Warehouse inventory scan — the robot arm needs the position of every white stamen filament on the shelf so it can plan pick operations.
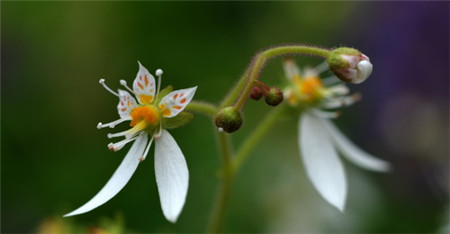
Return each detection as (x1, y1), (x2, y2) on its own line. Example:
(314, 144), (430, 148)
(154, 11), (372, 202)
(120, 79), (136, 94)
(107, 130), (130, 139)
(108, 133), (142, 152)
(321, 94), (361, 109)
(154, 122), (163, 139)
(99, 79), (119, 97)
(154, 68), (163, 101)
(97, 117), (131, 129)
(314, 61), (329, 74)
(139, 137), (154, 161)
(327, 84), (350, 96)
(321, 76), (340, 86)
(312, 109), (341, 119)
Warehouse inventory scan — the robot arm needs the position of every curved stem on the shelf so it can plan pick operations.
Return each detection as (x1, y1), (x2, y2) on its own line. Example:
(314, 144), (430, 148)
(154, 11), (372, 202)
(232, 104), (288, 173)
(220, 68), (250, 108)
(208, 132), (234, 233)
(234, 45), (331, 111)
(186, 101), (218, 117)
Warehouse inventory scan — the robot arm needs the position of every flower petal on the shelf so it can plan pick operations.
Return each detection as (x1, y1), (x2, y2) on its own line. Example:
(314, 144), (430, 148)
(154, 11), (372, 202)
(154, 130), (189, 223)
(117, 90), (138, 118)
(133, 62), (156, 104)
(320, 118), (391, 172)
(158, 87), (197, 118)
(283, 59), (301, 80)
(63, 134), (148, 217)
(299, 112), (347, 211)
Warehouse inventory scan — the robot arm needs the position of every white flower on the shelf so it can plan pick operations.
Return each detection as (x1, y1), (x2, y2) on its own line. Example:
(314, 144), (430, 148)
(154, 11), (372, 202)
(64, 62), (197, 223)
(283, 59), (390, 211)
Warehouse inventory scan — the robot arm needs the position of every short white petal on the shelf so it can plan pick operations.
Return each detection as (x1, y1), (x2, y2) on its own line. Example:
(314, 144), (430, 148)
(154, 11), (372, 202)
(320, 118), (391, 172)
(299, 113), (347, 211)
(158, 87), (197, 118)
(63, 134), (148, 217)
(154, 130), (189, 223)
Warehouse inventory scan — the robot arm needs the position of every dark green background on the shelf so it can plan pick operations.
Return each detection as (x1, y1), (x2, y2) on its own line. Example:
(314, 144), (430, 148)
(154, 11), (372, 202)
(2, 2), (448, 233)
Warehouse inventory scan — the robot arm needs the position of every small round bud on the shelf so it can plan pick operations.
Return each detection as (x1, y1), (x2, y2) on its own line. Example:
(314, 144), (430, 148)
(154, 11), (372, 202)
(214, 107), (243, 133)
(327, 47), (373, 84)
(264, 87), (284, 106)
(249, 86), (263, 100)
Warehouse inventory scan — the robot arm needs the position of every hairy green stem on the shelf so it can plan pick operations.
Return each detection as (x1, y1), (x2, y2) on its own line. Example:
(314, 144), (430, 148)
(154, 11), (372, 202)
(234, 45), (330, 111)
(220, 68), (250, 108)
(186, 101), (218, 117)
(208, 132), (234, 233)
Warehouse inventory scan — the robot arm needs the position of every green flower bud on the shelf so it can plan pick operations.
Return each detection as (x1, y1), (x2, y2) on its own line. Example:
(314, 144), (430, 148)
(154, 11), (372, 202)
(214, 106), (243, 133)
(327, 47), (373, 84)
(264, 87), (284, 106)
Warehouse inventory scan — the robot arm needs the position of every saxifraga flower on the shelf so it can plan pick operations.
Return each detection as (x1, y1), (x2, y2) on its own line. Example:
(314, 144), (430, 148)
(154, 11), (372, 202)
(64, 62), (197, 223)
(283, 59), (390, 211)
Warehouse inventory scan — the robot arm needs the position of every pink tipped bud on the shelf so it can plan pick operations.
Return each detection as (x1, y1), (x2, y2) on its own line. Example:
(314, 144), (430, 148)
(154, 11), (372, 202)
(249, 86), (263, 100)
(328, 47), (373, 84)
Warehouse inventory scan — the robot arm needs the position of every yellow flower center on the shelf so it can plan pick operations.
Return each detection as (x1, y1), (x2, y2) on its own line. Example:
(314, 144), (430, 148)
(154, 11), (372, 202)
(288, 75), (325, 105)
(129, 105), (160, 127)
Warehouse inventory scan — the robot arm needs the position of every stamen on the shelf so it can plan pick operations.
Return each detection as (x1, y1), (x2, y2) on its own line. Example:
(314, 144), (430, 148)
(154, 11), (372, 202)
(107, 134), (142, 152)
(321, 76), (340, 86)
(107, 130), (129, 139)
(99, 79), (119, 97)
(218, 127), (224, 132)
(139, 137), (154, 161)
(321, 93), (361, 109)
(97, 117), (131, 129)
(312, 109), (341, 119)
(313, 61), (329, 74)
(120, 79), (135, 94)
(154, 68), (163, 101)
(327, 84), (350, 96)
(153, 122), (163, 139)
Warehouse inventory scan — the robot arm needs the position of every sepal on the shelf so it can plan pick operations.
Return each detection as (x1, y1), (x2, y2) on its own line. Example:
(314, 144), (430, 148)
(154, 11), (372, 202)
(162, 112), (194, 129)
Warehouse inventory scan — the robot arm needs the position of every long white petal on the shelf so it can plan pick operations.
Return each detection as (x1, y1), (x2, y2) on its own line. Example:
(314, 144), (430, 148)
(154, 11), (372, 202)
(321, 118), (391, 172)
(299, 113), (347, 211)
(64, 134), (148, 217)
(154, 130), (189, 223)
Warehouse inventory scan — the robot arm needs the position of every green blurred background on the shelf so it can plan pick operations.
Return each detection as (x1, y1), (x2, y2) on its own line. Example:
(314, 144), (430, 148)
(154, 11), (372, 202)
(2, 1), (448, 233)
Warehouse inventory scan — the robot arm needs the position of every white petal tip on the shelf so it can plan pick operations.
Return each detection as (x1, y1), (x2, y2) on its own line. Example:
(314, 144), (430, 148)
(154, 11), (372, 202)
(355, 60), (373, 83)
(156, 69), (163, 76)
(165, 215), (178, 223)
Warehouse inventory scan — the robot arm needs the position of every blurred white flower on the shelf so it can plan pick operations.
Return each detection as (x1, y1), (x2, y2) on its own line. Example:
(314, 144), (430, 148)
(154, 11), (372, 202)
(64, 62), (197, 223)
(283, 59), (390, 211)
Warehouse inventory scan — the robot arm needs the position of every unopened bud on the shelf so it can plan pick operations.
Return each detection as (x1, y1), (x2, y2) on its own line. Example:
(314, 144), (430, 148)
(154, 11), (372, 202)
(249, 86), (263, 100)
(214, 107), (243, 133)
(264, 87), (284, 106)
(327, 47), (373, 84)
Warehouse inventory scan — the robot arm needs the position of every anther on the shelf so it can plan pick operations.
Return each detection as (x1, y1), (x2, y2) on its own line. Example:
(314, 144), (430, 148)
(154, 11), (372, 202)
(156, 69), (163, 76)
(97, 122), (103, 129)
(99, 78), (119, 97)
(218, 127), (224, 132)
(120, 79), (135, 94)
(108, 143), (115, 151)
